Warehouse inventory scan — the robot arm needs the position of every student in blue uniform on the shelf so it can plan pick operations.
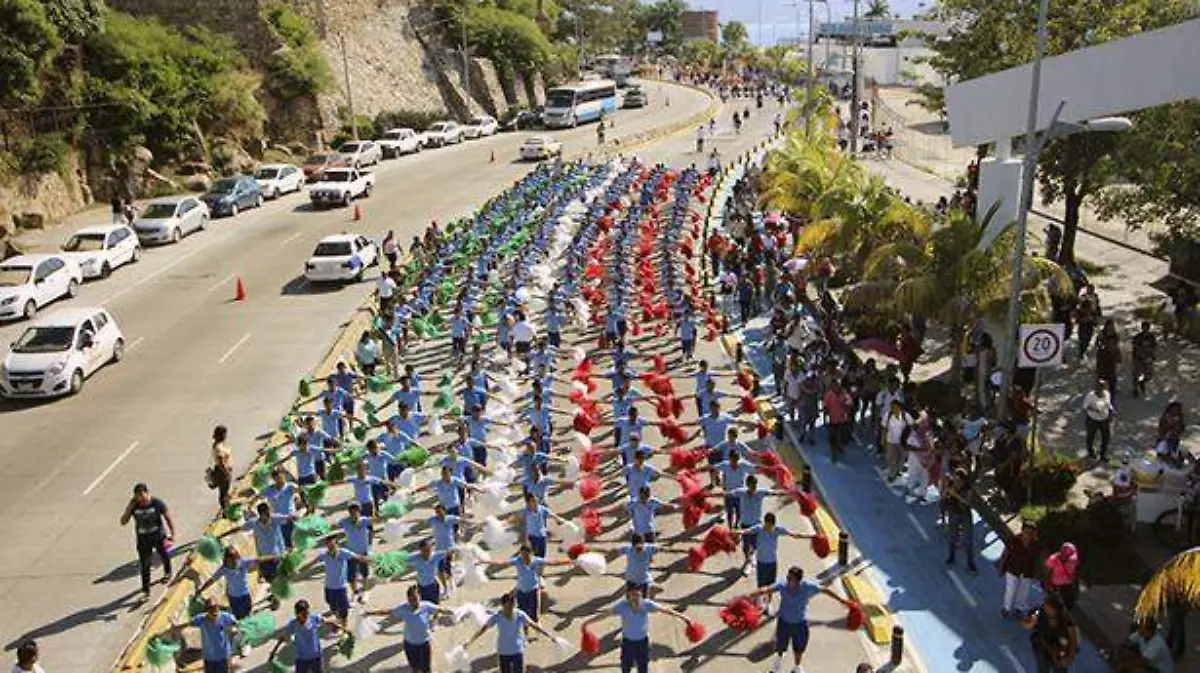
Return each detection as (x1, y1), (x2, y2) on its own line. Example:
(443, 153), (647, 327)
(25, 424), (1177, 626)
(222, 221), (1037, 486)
(746, 566), (845, 673)
(581, 585), (690, 673)
(463, 590), (560, 673)
(365, 584), (455, 673)
(195, 546), (278, 620)
(271, 599), (345, 673)
(171, 597), (241, 673)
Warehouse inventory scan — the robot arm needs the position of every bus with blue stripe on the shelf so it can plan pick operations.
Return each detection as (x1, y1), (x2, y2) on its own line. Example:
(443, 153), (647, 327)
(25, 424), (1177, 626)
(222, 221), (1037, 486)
(542, 80), (618, 129)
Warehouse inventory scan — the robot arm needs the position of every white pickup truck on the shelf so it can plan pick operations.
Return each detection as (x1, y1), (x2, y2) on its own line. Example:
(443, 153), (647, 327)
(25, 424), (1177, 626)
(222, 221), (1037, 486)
(376, 128), (423, 158)
(308, 167), (376, 209)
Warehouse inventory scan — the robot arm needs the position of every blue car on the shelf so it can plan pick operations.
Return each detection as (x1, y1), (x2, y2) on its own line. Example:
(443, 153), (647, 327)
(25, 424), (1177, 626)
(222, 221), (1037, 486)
(201, 175), (264, 218)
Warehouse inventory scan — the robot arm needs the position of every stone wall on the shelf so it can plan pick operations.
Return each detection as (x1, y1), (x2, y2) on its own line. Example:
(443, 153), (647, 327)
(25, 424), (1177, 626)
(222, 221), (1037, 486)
(0, 153), (91, 256)
(466, 58), (510, 117)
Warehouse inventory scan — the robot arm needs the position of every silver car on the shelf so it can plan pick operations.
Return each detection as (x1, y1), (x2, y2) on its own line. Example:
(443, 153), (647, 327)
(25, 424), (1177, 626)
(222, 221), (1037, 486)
(132, 197), (209, 245)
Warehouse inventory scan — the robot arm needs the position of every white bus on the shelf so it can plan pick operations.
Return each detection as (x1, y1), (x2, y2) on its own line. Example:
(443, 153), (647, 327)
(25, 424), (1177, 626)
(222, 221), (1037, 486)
(594, 54), (634, 86)
(543, 80), (618, 128)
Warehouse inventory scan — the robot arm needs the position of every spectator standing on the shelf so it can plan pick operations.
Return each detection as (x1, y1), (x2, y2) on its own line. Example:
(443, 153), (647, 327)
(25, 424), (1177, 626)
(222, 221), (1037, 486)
(822, 380), (852, 462)
(110, 194), (124, 226)
(1082, 380), (1115, 462)
(208, 425), (234, 511)
(1096, 319), (1122, 394)
(943, 469), (977, 573)
(120, 483), (176, 597)
(1044, 542), (1081, 611)
(13, 641), (43, 673)
(1075, 284), (1101, 360)
(882, 400), (912, 482)
(998, 522), (1041, 618)
(1023, 596), (1079, 673)
(1130, 321), (1157, 398)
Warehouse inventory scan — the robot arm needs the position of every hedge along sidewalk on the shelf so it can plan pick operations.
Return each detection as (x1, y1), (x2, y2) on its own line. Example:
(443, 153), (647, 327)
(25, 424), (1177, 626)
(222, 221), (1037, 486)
(111, 299), (378, 672)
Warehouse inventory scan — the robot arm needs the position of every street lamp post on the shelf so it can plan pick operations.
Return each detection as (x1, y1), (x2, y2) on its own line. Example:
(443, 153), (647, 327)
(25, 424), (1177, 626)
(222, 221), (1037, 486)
(848, 0), (861, 154)
(462, 0), (470, 99)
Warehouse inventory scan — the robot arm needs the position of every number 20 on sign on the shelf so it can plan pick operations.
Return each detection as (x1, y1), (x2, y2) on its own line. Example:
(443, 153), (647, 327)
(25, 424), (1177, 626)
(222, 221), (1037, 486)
(1018, 323), (1065, 368)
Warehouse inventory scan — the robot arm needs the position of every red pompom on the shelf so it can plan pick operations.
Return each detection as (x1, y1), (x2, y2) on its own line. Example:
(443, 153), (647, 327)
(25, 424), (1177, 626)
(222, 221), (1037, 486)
(845, 602), (866, 631)
(675, 470), (704, 498)
(740, 395), (757, 414)
(655, 397), (672, 420)
(719, 596), (764, 631)
(672, 397), (684, 419)
(567, 543), (589, 560)
(669, 446), (702, 471)
(793, 490), (818, 517)
(647, 375), (674, 397)
(685, 620), (706, 643)
(580, 449), (601, 473)
(579, 475), (602, 501)
(682, 503), (704, 528)
(581, 626), (601, 655)
(687, 546), (708, 572)
(631, 323), (642, 336)
(736, 370), (754, 391)
(704, 327), (718, 342)
(757, 451), (782, 470)
(701, 525), (738, 556)
(811, 533), (832, 559)
(660, 419), (687, 444)
(653, 354), (667, 374)
(656, 324), (668, 337)
(757, 421), (772, 439)
(581, 508), (602, 537)
(573, 411), (597, 435)
(568, 388), (586, 404)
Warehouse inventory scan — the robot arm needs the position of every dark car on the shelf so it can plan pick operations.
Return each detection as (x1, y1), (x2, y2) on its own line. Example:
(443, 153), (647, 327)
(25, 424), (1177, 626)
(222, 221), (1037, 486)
(201, 175), (263, 218)
(500, 107), (544, 132)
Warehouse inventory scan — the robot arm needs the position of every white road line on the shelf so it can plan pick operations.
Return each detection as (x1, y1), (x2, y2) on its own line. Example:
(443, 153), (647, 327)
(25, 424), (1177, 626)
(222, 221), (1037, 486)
(999, 645), (1027, 672)
(280, 231), (304, 246)
(206, 273), (235, 293)
(945, 569), (980, 607)
(99, 239), (219, 305)
(81, 441), (140, 496)
(217, 333), (251, 364)
(906, 511), (931, 542)
(128, 336), (146, 352)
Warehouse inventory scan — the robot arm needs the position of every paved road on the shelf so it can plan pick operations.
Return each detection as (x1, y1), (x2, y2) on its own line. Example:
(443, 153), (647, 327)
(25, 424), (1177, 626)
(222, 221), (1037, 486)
(0, 81), (722, 671)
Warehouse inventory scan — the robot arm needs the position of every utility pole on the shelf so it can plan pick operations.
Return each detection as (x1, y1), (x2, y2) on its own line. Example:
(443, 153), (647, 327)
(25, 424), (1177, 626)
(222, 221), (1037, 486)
(339, 34), (358, 141)
(848, 0), (861, 153)
(462, 0), (471, 101)
(805, 0), (815, 136)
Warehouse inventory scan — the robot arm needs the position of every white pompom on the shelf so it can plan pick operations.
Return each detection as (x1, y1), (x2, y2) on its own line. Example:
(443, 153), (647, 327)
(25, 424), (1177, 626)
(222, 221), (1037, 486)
(446, 644), (472, 673)
(572, 432), (592, 451)
(478, 482), (507, 511)
(461, 562), (490, 589)
(553, 636), (575, 660)
(570, 347), (587, 366)
(427, 414), (445, 437)
(557, 520), (584, 547)
(352, 613), (380, 640)
(382, 520), (412, 543)
(455, 542), (492, 564)
(482, 516), (518, 550)
(575, 552), (607, 577)
(564, 455), (581, 480)
(498, 377), (520, 400)
(396, 469), (417, 490)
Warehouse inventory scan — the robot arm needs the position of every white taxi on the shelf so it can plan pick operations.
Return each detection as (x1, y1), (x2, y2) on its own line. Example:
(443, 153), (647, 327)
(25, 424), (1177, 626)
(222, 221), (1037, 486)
(0, 307), (125, 398)
(304, 234), (378, 283)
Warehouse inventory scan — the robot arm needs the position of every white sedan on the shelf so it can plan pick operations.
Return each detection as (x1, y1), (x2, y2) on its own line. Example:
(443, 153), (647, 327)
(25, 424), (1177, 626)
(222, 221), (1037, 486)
(60, 225), (141, 279)
(520, 135), (563, 161)
(0, 306), (125, 398)
(255, 163), (305, 199)
(463, 115), (499, 139)
(304, 234), (378, 284)
(0, 254), (83, 321)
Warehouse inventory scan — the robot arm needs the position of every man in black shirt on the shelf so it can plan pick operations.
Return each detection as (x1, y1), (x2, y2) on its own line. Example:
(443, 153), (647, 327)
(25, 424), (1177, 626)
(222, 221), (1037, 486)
(120, 483), (177, 596)
(1130, 321), (1157, 398)
(944, 468), (978, 573)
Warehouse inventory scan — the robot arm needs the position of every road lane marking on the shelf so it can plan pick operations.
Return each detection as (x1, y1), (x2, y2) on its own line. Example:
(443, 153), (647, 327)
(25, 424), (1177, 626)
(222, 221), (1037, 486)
(999, 645), (1027, 672)
(217, 333), (251, 364)
(945, 568), (980, 607)
(280, 231), (304, 246)
(128, 336), (145, 352)
(206, 274), (235, 293)
(82, 441), (140, 496)
(906, 511), (931, 542)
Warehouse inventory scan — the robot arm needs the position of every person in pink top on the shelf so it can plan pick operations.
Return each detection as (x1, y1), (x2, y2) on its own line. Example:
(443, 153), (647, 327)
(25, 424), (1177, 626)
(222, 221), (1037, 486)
(1044, 542), (1080, 610)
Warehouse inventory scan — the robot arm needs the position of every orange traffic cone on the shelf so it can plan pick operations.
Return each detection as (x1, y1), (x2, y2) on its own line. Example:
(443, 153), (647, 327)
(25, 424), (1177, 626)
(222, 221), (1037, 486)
(352, 203), (362, 221)
(234, 276), (246, 301)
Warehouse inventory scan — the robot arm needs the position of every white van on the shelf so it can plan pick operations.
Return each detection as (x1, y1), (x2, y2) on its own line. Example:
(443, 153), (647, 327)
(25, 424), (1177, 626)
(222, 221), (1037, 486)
(0, 307), (125, 398)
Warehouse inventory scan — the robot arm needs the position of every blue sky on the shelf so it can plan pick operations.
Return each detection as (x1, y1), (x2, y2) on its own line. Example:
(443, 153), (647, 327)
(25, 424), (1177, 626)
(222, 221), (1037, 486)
(677, 0), (929, 45)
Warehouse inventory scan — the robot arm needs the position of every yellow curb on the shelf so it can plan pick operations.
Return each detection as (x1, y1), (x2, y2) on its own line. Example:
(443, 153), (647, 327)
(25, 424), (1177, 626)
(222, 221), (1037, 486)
(114, 309), (376, 671)
(718, 333), (742, 359)
(842, 574), (894, 645)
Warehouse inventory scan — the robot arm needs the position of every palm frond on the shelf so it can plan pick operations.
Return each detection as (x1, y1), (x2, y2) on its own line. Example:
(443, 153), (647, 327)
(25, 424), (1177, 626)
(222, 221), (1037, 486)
(1135, 547), (1200, 619)
(842, 280), (899, 311)
(892, 275), (945, 317)
(863, 242), (929, 280)
(794, 218), (841, 254)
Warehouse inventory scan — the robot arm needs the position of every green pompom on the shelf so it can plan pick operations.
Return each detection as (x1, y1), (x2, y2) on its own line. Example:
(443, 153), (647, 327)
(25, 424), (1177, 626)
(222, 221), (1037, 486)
(449, 405), (463, 419)
(187, 594), (206, 618)
(265, 446), (281, 465)
(367, 410), (379, 426)
(280, 549), (305, 579)
(293, 516), (330, 551)
(145, 637), (181, 668)
(299, 378), (313, 398)
(338, 634), (356, 658)
(368, 376), (390, 393)
(400, 447), (430, 468)
(279, 416), (294, 433)
(353, 425), (367, 441)
(197, 536), (222, 563)
(251, 465), (271, 492)
(325, 462), (346, 484)
(482, 311), (498, 327)
(238, 611), (276, 647)
(303, 481), (328, 507)
(269, 659), (289, 673)
(223, 503), (243, 521)
(270, 575), (293, 599)
(438, 373), (453, 388)
(371, 550), (410, 579)
(378, 500), (407, 519)
(363, 400), (376, 415)
(434, 390), (452, 410)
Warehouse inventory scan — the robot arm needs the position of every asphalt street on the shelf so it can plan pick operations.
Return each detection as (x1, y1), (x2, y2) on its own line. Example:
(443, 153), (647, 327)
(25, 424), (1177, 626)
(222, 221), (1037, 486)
(0, 81), (733, 671)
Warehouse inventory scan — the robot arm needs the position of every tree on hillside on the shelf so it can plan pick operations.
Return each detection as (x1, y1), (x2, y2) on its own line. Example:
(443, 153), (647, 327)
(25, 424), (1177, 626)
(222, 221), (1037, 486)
(865, 0), (890, 20)
(721, 21), (749, 50)
(637, 0), (686, 55)
(680, 39), (720, 69)
(0, 0), (65, 107)
(916, 0), (1197, 265)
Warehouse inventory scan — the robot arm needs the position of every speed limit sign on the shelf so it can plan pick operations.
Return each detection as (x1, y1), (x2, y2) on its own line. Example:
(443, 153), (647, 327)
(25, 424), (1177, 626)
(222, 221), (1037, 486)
(1018, 323), (1066, 368)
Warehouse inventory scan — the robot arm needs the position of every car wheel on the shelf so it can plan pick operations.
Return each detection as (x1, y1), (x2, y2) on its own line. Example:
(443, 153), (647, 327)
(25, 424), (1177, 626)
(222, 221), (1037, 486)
(131, 247), (142, 263)
(172, 228), (182, 243)
(255, 194), (264, 208)
(67, 278), (79, 298)
(100, 263), (112, 279)
(272, 188), (280, 200)
(342, 192), (352, 208)
(69, 369), (84, 395)
(230, 203), (239, 217)
(198, 216), (208, 231)
(570, 115), (578, 128)
(22, 300), (36, 320)
(111, 338), (125, 363)
(363, 183), (372, 198)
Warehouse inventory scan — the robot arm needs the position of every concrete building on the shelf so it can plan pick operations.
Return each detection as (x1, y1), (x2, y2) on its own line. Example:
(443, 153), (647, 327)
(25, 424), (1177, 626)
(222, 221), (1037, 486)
(682, 9), (719, 44)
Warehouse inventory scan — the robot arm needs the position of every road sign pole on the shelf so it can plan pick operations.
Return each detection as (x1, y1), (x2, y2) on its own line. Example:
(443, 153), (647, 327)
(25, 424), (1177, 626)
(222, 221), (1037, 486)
(1026, 366), (1042, 504)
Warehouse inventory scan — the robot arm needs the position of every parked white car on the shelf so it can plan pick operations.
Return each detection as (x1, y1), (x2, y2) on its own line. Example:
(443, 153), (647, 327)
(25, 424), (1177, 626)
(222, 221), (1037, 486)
(60, 225), (141, 280)
(337, 140), (382, 167)
(376, 128), (424, 158)
(308, 168), (376, 209)
(304, 234), (378, 283)
(0, 254), (83, 321)
(255, 164), (305, 199)
(423, 121), (464, 147)
(0, 307), (125, 398)
(520, 135), (564, 161)
(132, 196), (209, 245)
(463, 115), (499, 139)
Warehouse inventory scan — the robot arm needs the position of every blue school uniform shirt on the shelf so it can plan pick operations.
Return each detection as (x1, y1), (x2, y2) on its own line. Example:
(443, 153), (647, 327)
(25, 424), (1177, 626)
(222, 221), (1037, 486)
(287, 614), (323, 661)
(776, 580), (821, 624)
(523, 505), (550, 538)
(390, 387), (422, 412)
(488, 610), (532, 656)
(246, 516), (286, 556)
(318, 410), (343, 438)
(749, 524), (789, 564)
(734, 487), (769, 526)
(294, 445), (321, 479)
(526, 406), (552, 434)
(349, 476), (380, 504)
(263, 483), (298, 517)
(433, 477), (466, 509)
(680, 315), (696, 341)
(320, 548), (353, 589)
(192, 612), (237, 662)
(467, 417), (490, 443)
(428, 515), (460, 551)
(613, 598), (659, 641)
(366, 449), (397, 480)
(339, 516), (373, 555)
(217, 559), (253, 597)
(511, 556), (546, 592)
(623, 464), (659, 494)
(411, 551), (447, 586)
(523, 476), (553, 503)
(623, 544), (657, 585)
(628, 498), (663, 535)
(391, 601), (439, 644)
(441, 455), (474, 481)
(700, 413), (734, 447)
(716, 461), (755, 490)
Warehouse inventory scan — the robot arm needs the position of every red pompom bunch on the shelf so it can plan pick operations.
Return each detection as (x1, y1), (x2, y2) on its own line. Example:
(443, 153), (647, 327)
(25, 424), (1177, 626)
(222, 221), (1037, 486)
(736, 370), (754, 391)
(685, 620), (706, 643)
(719, 596), (763, 631)
(567, 543), (589, 560)
(573, 410), (598, 435)
(580, 449), (601, 473)
(579, 475), (603, 501)
(659, 419), (687, 444)
(811, 533), (832, 559)
(845, 601), (866, 631)
(581, 626), (601, 655)
(740, 395), (757, 415)
(791, 489), (818, 517)
(581, 508), (602, 537)
(669, 446), (704, 471)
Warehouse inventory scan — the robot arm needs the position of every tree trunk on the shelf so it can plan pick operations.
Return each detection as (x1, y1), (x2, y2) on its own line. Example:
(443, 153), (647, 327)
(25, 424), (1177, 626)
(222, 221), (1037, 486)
(1056, 184), (1085, 266)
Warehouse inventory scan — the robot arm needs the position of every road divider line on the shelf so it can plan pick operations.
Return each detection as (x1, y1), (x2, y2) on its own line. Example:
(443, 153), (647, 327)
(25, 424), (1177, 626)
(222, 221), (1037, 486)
(280, 231), (304, 246)
(81, 441), (140, 497)
(217, 333), (251, 365)
(946, 569), (980, 607)
(206, 274), (235, 293)
(907, 511), (931, 542)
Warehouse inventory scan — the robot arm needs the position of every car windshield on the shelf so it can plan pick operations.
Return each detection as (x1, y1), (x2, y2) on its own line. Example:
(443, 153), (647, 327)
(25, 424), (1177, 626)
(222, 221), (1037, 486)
(340, 143), (362, 153)
(64, 234), (106, 252)
(0, 267), (32, 287)
(313, 241), (353, 257)
(210, 179), (237, 194)
(546, 90), (575, 107)
(470, 117), (489, 125)
(305, 154), (333, 165)
(12, 326), (75, 354)
(322, 172), (351, 183)
(429, 123), (450, 132)
(525, 138), (546, 145)
(141, 203), (178, 219)
(383, 131), (406, 140)
(256, 168), (280, 179)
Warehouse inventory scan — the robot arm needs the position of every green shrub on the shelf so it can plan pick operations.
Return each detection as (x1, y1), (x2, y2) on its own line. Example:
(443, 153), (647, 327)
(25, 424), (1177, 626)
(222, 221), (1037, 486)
(261, 2), (332, 100)
(374, 109), (448, 134)
(0, 0), (65, 107)
(16, 134), (70, 176)
(1023, 453), (1082, 507)
(462, 5), (554, 74)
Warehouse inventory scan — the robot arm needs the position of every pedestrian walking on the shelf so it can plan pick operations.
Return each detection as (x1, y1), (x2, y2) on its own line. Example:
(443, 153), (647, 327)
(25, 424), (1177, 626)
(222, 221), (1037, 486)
(944, 469), (977, 573)
(171, 597), (239, 673)
(1022, 595), (1079, 673)
(1096, 319), (1122, 394)
(581, 585), (690, 673)
(463, 591), (559, 673)
(271, 599), (344, 673)
(1044, 542), (1080, 611)
(208, 425), (234, 512)
(381, 230), (398, 268)
(120, 483), (176, 597)
(1130, 320), (1157, 398)
(746, 566), (844, 673)
(12, 640), (43, 673)
(110, 194), (124, 226)
(998, 522), (1041, 618)
(365, 585), (454, 673)
(1082, 380), (1115, 461)
(1074, 284), (1101, 360)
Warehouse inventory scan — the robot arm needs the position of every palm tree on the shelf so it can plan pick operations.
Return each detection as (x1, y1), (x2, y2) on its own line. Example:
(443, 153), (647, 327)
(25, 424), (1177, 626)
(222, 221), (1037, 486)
(760, 131), (862, 224)
(865, 0), (891, 21)
(1135, 547), (1200, 620)
(795, 173), (930, 271)
(844, 204), (1070, 374)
